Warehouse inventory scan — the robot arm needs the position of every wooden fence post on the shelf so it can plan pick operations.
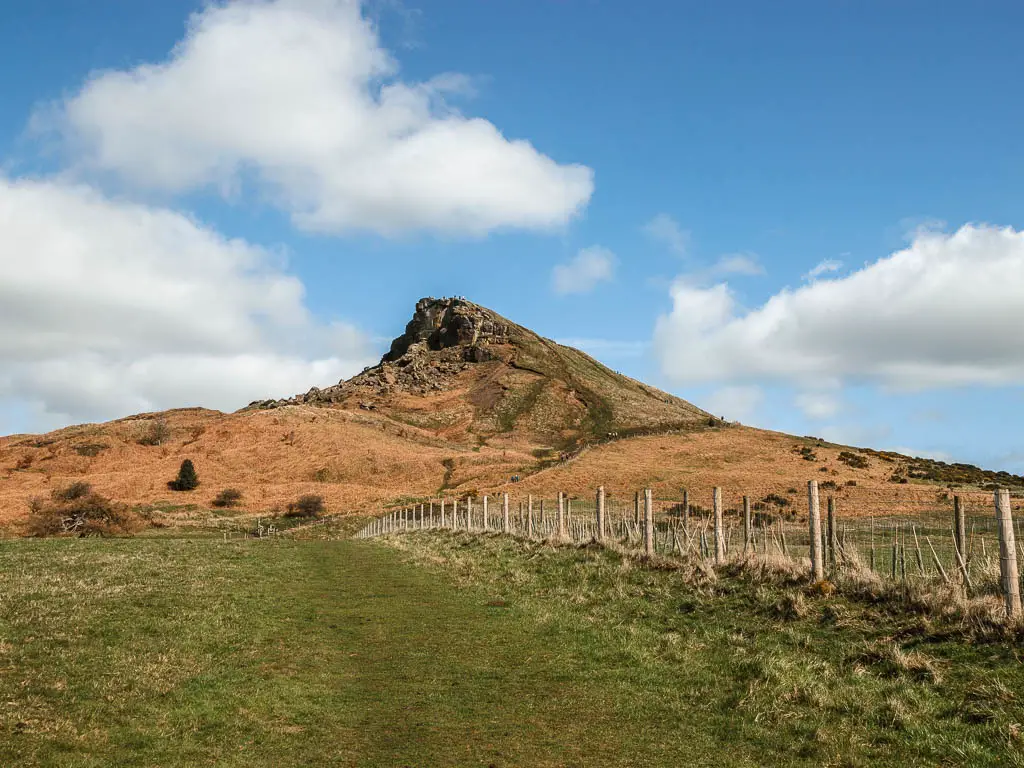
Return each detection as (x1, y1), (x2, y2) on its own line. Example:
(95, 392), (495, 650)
(503, 493), (510, 533)
(557, 492), (566, 539)
(528, 495), (534, 537)
(827, 496), (837, 569)
(596, 486), (606, 541)
(995, 489), (1022, 619)
(743, 495), (751, 553)
(683, 489), (689, 527)
(808, 480), (823, 581)
(953, 495), (968, 581)
(713, 487), (724, 564)
(482, 495), (489, 531)
(643, 488), (654, 557)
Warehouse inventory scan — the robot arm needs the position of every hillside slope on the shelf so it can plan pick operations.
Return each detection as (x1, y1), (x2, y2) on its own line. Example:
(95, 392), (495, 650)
(1, 297), (1021, 527)
(250, 297), (713, 451)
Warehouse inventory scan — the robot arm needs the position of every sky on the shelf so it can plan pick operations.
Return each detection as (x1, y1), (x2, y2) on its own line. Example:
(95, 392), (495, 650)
(2, 0), (1024, 472)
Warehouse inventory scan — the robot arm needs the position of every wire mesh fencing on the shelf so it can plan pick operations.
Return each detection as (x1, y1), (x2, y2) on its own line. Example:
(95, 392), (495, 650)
(355, 483), (1024, 617)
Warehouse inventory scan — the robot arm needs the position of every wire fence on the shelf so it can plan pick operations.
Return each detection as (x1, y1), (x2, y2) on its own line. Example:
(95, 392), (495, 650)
(355, 483), (1024, 618)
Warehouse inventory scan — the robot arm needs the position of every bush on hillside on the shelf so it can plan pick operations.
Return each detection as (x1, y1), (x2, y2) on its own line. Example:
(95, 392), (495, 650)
(212, 488), (243, 508)
(168, 459), (199, 491)
(137, 418), (171, 446)
(26, 486), (142, 537)
(53, 481), (93, 502)
(286, 494), (324, 518)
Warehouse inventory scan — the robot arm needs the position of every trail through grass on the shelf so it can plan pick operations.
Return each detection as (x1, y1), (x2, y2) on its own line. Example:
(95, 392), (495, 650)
(1, 534), (1022, 766)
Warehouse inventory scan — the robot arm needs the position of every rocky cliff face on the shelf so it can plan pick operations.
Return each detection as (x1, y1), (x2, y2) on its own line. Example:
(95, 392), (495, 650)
(249, 298), (519, 408)
(384, 297), (512, 362)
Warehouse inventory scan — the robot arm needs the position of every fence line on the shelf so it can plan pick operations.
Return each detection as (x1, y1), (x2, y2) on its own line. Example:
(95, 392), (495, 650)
(356, 483), (1024, 619)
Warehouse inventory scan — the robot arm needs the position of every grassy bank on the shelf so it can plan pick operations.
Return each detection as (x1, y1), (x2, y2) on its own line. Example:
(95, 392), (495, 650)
(0, 533), (1022, 766)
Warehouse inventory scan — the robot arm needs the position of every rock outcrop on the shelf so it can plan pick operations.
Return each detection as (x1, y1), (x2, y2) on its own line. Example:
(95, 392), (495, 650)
(245, 295), (711, 450)
(249, 298), (517, 408)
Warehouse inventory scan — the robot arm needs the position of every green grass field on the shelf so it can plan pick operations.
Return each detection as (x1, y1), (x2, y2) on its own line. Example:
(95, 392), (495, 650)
(1, 531), (1022, 766)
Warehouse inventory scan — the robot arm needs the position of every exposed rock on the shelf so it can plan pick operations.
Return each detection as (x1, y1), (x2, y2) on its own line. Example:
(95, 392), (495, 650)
(258, 297), (514, 407)
(385, 297), (511, 362)
(244, 295), (711, 449)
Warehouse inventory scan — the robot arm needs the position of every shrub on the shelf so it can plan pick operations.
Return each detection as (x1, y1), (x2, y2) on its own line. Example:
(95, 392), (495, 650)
(73, 443), (108, 457)
(26, 487), (141, 537)
(286, 494), (324, 518)
(168, 459), (199, 491)
(212, 488), (243, 508)
(53, 481), (92, 502)
(793, 445), (817, 461)
(838, 451), (869, 469)
(138, 418), (171, 446)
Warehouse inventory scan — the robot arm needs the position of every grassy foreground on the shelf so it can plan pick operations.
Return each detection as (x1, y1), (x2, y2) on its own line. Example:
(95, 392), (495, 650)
(0, 533), (1022, 766)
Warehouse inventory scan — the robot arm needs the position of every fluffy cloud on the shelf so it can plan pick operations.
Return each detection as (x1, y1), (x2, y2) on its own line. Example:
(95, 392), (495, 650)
(44, 0), (593, 237)
(794, 392), (840, 420)
(803, 258), (842, 281)
(704, 386), (763, 423)
(0, 177), (373, 426)
(552, 246), (616, 295)
(655, 224), (1024, 389)
(643, 213), (689, 256)
(713, 252), (764, 277)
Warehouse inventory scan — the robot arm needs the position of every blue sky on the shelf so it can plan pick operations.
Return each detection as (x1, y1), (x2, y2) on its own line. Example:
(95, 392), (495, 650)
(2, 0), (1024, 472)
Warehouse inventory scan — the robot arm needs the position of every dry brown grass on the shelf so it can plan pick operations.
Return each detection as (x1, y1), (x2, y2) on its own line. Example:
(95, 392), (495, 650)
(0, 403), (999, 531)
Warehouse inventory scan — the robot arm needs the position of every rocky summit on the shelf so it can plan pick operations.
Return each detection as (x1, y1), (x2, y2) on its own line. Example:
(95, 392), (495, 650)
(248, 297), (712, 450)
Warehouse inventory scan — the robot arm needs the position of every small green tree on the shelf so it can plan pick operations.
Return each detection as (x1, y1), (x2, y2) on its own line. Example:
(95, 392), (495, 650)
(168, 459), (199, 491)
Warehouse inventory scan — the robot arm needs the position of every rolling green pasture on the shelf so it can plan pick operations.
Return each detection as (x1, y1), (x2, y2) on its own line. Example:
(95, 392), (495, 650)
(0, 532), (1022, 766)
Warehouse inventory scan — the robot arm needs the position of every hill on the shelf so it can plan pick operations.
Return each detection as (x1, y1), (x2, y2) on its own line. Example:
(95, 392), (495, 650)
(1, 297), (1022, 528)
(248, 297), (713, 449)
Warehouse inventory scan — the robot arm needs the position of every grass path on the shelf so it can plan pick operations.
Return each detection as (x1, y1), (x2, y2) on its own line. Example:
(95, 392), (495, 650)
(2, 535), (1023, 766)
(0, 537), (722, 767)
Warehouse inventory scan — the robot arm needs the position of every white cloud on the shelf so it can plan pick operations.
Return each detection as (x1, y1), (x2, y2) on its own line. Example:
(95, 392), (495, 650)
(803, 258), (842, 281)
(643, 213), (689, 256)
(704, 385), (763, 423)
(714, 252), (764, 277)
(795, 392), (840, 420)
(655, 224), (1024, 389)
(552, 246), (616, 295)
(819, 423), (892, 447)
(0, 177), (374, 427)
(42, 0), (593, 237)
